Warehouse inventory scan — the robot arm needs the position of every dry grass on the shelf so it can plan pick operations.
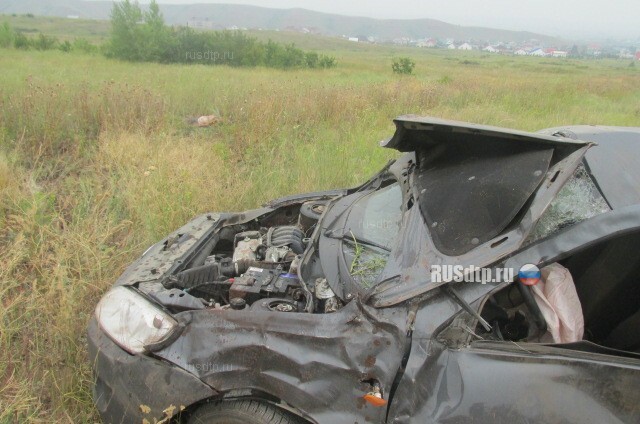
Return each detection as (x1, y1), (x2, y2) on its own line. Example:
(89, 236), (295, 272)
(0, 46), (639, 422)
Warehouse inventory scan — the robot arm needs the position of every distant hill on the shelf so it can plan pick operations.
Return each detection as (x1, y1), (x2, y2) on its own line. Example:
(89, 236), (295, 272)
(0, 0), (561, 44)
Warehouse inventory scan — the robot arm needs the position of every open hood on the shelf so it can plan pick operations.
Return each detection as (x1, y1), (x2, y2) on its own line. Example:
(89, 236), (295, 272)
(370, 116), (595, 307)
(382, 115), (590, 153)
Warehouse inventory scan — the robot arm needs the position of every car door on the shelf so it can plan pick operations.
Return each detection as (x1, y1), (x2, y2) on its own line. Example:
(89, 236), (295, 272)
(432, 340), (640, 423)
(384, 285), (640, 424)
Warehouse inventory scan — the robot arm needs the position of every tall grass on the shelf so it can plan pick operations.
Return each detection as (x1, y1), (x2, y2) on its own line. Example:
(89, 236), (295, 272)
(0, 47), (639, 422)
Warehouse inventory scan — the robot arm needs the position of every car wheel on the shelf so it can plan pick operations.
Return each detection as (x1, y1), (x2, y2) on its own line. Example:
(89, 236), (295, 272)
(188, 400), (306, 424)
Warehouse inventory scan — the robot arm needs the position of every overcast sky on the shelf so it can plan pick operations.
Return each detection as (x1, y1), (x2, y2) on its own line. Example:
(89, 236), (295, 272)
(141, 0), (638, 40)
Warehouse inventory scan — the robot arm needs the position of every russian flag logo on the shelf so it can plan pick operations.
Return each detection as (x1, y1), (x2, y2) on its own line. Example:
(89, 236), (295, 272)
(518, 263), (541, 286)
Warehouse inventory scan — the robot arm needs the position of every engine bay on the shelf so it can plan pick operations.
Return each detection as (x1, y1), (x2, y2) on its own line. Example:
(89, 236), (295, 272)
(138, 199), (342, 314)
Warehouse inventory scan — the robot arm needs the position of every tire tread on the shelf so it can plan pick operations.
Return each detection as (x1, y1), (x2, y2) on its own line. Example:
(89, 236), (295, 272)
(188, 399), (305, 424)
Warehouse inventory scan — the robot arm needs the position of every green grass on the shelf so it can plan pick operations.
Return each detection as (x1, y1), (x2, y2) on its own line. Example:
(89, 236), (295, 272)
(0, 32), (639, 422)
(1, 14), (110, 42)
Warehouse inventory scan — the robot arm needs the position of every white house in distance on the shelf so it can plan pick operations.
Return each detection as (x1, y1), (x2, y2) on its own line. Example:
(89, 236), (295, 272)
(447, 43), (457, 50)
(458, 42), (473, 50)
(529, 48), (547, 56)
(552, 50), (568, 58)
(483, 45), (498, 53)
(514, 49), (528, 55)
(416, 38), (437, 48)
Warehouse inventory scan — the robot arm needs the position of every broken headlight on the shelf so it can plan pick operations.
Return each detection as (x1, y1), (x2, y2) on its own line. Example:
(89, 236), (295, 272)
(95, 286), (178, 354)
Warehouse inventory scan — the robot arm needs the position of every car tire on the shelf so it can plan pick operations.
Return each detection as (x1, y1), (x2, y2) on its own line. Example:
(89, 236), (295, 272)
(188, 400), (306, 424)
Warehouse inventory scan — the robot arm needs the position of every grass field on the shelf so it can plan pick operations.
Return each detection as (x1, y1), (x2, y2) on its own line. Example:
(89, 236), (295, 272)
(0, 23), (639, 422)
(1, 15), (111, 43)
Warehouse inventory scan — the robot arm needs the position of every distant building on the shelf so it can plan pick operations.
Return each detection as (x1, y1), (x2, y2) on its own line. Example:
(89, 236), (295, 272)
(416, 38), (437, 48)
(552, 50), (568, 58)
(529, 48), (547, 56)
(392, 37), (411, 45)
(514, 49), (528, 55)
(587, 44), (602, 56)
(483, 45), (498, 53)
(67, 15), (79, 19)
(447, 43), (457, 50)
(618, 49), (634, 59)
(458, 42), (473, 50)
(348, 37), (359, 42)
(187, 19), (216, 29)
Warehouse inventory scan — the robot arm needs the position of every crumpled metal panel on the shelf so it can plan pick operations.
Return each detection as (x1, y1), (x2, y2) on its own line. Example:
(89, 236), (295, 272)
(155, 299), (408, 423)
(387, 285), (640, 424)
(392, 341), (640, 423)
(87, 318), (217, 424)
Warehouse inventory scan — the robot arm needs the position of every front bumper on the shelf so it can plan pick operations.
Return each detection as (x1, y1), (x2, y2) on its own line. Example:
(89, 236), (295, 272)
(87, 318), (218, 423)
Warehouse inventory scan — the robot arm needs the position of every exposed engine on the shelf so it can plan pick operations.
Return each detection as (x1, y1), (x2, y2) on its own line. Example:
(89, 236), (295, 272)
(149, 200), (339, 314)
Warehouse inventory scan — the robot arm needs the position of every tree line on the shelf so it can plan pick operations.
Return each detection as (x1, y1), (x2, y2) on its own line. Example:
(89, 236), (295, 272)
(107, 0), (337, 69)
(0, 1), (337, 70)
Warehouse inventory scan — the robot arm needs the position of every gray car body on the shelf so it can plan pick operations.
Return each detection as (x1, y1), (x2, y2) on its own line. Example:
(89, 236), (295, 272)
(88, 116), (640, 423)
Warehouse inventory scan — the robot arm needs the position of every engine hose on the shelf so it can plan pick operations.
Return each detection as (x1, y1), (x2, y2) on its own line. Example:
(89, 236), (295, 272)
(267, 226), (305, 254)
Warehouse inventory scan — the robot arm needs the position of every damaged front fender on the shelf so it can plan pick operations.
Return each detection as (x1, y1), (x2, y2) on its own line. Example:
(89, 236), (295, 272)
(87, 318), (218, 423)
(154, 299), (409, 423)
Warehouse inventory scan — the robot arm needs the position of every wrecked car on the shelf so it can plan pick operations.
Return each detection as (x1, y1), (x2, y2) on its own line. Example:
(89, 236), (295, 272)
(88, 116), (640, 424)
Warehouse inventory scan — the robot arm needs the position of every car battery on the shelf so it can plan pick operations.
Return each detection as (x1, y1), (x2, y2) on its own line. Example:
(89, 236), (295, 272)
(229, 267), (277, 304)
(262, 273), (300, 297)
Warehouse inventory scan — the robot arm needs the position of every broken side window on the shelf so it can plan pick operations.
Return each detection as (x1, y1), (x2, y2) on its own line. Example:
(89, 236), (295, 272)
(528, 163), (611, 243)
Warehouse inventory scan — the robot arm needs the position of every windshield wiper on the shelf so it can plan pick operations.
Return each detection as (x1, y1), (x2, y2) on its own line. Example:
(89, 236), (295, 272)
(325, 229), (391, 252)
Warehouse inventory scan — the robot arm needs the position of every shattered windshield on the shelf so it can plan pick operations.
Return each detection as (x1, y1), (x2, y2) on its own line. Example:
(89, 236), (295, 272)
(342, 182), (403, 288)
(528, 163), (611, 242)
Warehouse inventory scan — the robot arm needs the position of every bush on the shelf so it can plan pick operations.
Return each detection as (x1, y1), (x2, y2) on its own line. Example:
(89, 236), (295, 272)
(73, 37), (98, 54)
(392, 57), (415, 75)
(59, 40), (72, 52)
(14, 32), (30, 49)
(0, 22), (15, 48)
(305, 51), (319, 68)
(33, 33), (58, 50)
(318, 55), (337, 69)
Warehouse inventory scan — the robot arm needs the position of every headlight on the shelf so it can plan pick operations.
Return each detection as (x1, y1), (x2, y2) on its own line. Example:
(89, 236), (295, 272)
(95, 286), (178, 354)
